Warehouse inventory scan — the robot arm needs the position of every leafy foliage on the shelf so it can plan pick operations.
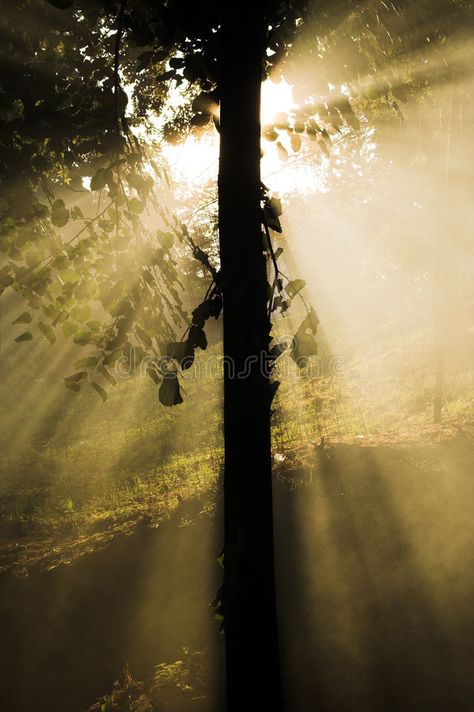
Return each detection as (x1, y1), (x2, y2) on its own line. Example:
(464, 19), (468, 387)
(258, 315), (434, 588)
(1, 0), (471, 405)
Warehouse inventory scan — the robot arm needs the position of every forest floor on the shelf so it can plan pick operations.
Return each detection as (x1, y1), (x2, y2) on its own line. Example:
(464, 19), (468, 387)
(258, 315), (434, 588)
(0, 449), (218, 577)
(1, 406), (473, 578)
(1, 429), (474, 711)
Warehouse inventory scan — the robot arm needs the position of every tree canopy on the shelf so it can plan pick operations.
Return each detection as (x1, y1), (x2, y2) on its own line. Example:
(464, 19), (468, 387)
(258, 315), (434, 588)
(1, 0), (471, 405)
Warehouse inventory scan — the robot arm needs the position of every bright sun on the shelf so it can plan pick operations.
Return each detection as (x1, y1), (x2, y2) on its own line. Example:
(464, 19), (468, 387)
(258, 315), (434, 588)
(261, 79), (294, 125)
(162, 79), (301, 194)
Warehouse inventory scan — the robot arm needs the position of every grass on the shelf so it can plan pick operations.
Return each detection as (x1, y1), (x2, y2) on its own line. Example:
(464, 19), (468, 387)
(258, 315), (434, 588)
(0, 325), (473, 575)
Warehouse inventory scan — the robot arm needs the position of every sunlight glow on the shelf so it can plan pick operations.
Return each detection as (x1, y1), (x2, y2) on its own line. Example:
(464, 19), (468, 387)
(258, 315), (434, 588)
(261, 79), (295, 125)
(162, 79), (321, 199)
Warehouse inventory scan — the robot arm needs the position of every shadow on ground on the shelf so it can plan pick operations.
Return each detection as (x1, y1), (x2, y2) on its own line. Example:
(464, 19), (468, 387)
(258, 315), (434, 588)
(0, 498), (224, 712)
(275, 436), (474, 712)
(1, 437), (474, 711)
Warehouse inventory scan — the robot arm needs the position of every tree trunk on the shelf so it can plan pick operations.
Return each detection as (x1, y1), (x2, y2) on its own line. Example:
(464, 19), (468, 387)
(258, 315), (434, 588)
(218, 8), (283, 712)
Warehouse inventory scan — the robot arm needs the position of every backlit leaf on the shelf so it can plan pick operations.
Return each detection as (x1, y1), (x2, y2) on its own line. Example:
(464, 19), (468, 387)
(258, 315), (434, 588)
(15, 331), (33, 342)
(91, 382), (107, 401)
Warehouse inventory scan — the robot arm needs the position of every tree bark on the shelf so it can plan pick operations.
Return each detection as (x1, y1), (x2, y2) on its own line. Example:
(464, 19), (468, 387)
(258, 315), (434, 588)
(218, 8), (283, 712)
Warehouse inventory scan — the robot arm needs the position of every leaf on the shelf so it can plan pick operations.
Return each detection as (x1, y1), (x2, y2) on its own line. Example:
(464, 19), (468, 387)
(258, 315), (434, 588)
(159, 373), (183, 406)
(286, 279), (306, 299)
(263, 125), (278, 142)
(90, 168), (108, 192)
(62, 321), (79, 337)
(263, 200), (282, 233)
(188, 325), (207, 350)
(39, 321), (56, 344)
(71, 304), (91, 322)
(64, 371), (88, 383)
(300, 306), (320, 332)
(73, 330), (93, 345)
(169, 57), (185, 69)
(15, 331), (33, 342)
(157, 230), (174, 250)
(192, 299), (212, 328)
(269, 196), (282, 217)
(64, 381), (81, 392)
(276, 142), (289, 162)
(71, 205), (83, 220)
(136, 51), (155, 72)
(129, 197), (144, 214)
(209, 294), (222, 319)
(103, 348), (122, 365)
(156, 69), (175, 83)
(12, 312), (32, 325)
(51, 199), (69, 227)
(290, 307), (320, 368)
(91, 382), (107, 402)
(291, 133), (302, 152)
(269, 342), (287, 360)
(190, 113), (210, 127)
(290, 332), (317, 367)
(192, 91), (217, 115)
(74, 356), (98, 369)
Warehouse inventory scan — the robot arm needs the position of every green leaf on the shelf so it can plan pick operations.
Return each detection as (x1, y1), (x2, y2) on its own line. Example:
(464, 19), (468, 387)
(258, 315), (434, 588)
(157, 230), (174, 250)
(129, 197), (144, 214)
(87, 320), (102, 333)
(263, 125), (278, 142)
(73, 330), (93, 345)
(62, 321), (79, 337)
(38, 321), (56, 344)
(64, 371), (88, 383)
(90, 168), (108, 192)
(74, 356), (98, 369)
(103, 348), (122, 365)
(51, 199), (69, 227)
(91, 382), (107, 402)
(71, 304), (91, 322)
(12, 312), (32, 325)
(71, 205), (83, 220)
(65, 381), (81, 392)
(159, 373), (183, 406)
(15, 331), (33, 342)
(285, 279), (306, 299)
